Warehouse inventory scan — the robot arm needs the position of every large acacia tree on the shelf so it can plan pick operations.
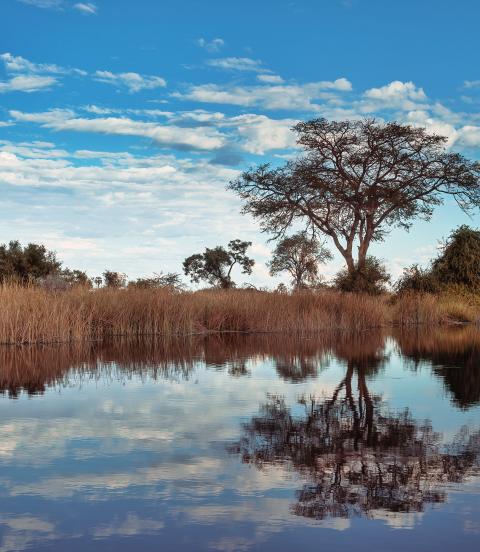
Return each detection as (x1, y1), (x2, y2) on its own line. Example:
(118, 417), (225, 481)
(229, 119), (480, 277)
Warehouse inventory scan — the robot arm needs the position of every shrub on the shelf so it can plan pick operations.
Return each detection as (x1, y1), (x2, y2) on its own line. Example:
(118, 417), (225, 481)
(395, 264), (439, 294)
(431, 225), (480, 289)
(333, 257), (390, 295)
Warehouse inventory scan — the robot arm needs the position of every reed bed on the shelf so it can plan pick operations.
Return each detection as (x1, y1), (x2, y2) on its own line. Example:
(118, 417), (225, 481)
(0, 284), (478, 345)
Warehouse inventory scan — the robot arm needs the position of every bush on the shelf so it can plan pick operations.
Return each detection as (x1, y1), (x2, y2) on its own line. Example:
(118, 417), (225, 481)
(334, 257), (390, 295)
(395, 264), (439, 294)
(128, 273), (184, 291)
(431, 225), (480, 289)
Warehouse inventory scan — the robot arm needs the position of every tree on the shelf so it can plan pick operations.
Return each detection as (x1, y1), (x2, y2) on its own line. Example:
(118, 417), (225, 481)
(103, 270), (127, 288)
(268, 233), (332, 289)
(93, 276), (103, 288)
(229, 119), (480, 280)
(431, 225), (480, 289)
(183, 239), (254, 289)
(40, 269), (92, 291)
(231, 336), (480, 521)
(129, 272), (184, 291)
(333, 256), (390, 294)
(0, 240), (62, 283)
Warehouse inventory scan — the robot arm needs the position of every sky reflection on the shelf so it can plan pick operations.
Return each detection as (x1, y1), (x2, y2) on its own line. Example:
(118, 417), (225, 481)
(0, 329), (479, 551)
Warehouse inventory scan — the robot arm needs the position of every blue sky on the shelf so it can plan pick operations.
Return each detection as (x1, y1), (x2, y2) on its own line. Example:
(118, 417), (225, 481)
(1, 0), (480, 286)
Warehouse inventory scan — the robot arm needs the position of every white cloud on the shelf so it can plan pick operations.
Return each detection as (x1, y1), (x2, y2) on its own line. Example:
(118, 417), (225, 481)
(197, 38), (225, 53)
(257, 74), (284, 84)
(0, 52), (64, 74)
(207, 57), (268, 73)
(463, 80), (480, 89)
(228, 114), (298, 154)
(73, 2), (97, 14)
(93, 70), (167, 92)
(0, 75), (57, 93)
(174, 78), (352, 110)
(362, 81), (427, 111)
(9, 109), (227, 150)
(17, 0), (63, 8)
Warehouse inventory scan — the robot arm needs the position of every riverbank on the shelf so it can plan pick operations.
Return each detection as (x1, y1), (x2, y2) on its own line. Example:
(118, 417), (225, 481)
(0, 284), (478, 345)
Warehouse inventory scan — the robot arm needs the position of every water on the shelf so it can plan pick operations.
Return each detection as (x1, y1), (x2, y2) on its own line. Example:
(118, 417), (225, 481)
(0, 328), (479, 551)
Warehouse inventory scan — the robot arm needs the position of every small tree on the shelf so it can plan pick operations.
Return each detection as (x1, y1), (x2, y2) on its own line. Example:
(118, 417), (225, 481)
(183, 239), (254, 288)
(103, 270), (127, 288)
(93, 276), (103, 288)
(334, 256), (390, 294)
(129, 272), (184, 291)
(269, 233), (332, 290)
(0, 240), (62, 283)
(39, 269), (92, 291)
(61, 269), (92, 288)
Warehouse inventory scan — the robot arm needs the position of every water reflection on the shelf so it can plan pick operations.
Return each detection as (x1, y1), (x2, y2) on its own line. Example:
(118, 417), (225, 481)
(395, 327), (480, 408)
(0, 328), (479, 551)
(231, 328), (480, 525)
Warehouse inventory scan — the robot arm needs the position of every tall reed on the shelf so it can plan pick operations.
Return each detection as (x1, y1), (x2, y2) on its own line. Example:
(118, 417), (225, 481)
(0, 284), (477, 345)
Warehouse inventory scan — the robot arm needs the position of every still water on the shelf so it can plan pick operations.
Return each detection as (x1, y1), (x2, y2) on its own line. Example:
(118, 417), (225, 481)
(0, 328), (479, 551)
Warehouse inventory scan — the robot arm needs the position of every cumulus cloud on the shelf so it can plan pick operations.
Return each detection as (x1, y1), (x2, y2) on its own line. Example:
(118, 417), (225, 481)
(9, 109), (226, 150)
(362, 80), (427, 111)
(207, 57), (268, 73)
(93, 70), (167, 92)
(73, 2), (97, 14)
(0, 75), (57, 93)
(0, 52), (65, 74)
(197, 38), (225, 53)
(174, 78), (352, 110)
(227, 114), (298, 154)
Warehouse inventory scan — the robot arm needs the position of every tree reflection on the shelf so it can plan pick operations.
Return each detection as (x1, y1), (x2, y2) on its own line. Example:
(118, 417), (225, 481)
(396, 326), (480, 408)
(0, 332), (383, 397)
(231, 334), (480, 521)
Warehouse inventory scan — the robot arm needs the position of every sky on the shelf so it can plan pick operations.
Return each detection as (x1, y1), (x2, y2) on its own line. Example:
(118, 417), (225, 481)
(1, 0), (480, 287)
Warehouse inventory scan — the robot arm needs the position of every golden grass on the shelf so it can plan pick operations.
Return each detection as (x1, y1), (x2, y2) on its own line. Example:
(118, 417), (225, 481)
(0, 284), (478, 345)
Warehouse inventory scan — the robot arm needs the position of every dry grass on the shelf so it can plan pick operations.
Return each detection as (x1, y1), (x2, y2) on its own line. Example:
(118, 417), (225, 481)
(0, 284), (478, 345)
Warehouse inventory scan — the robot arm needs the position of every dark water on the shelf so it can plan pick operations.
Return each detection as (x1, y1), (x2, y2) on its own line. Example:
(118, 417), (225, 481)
(0, 328), (479, 551)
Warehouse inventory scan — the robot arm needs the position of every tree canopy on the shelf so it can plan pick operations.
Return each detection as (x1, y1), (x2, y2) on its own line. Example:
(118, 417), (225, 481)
(268, 233), (332, 289)
(229, 119), (480, 277)
(183, 239), (254, 288)
(0, 240), (62, 283)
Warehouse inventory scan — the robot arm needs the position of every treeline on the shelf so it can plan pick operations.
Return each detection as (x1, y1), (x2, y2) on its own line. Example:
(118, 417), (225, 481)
(2, 224), (480, 295)
(2, 118), (480, 296)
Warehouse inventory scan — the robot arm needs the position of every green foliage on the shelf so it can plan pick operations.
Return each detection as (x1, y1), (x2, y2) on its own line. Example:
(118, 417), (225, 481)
(268, 233), (332, 290)
(0, 240), (62, 283)
(395, 264), (439, 294)
(334, 256), (390, 295)
(103, 270), (127, 288)
(431, 225), (480, 289)
(183, 239), (254, 289)
(129, 272), (184, 291)
(396, 226), (480, 294)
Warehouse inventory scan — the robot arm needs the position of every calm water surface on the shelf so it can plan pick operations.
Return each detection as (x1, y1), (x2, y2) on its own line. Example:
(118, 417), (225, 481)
(0, 328), (479, 551)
